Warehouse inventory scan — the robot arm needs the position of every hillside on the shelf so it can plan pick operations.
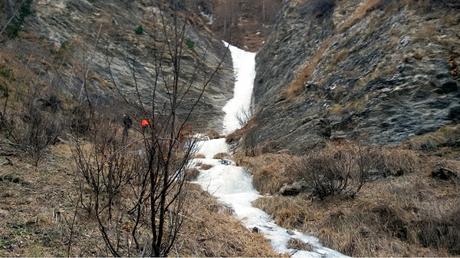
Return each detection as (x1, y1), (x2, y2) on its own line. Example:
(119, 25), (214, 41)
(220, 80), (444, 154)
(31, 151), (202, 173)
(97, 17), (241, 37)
(1, 0), (460, 257)
(227, 0), (460, 256)
(1, 0), (234, 131)
(246, 0), (460, 154)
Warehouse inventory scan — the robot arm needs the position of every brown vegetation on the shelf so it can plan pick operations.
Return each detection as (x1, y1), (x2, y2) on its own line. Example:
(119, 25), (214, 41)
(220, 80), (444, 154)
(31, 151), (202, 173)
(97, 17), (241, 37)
(284, 38), (332, 99)
(194, 153), (206, 159)
(337, 0), (383, 32)
(236, 153), (300, 194)
(292, 143), (371, 199)
(185, 168), (200, 181)
(406, 125), (460, 155)
(206, 129), (222, 139)
(287, 238), (313, 251)
(0, 142), (277, 256)
(248, 141), (459, 256)
(226, 117), (257, 144)
(175, 184), (278, 256)
(200, 164), (214, 170)
(213, 152), (231, 160)
(254, 170), (460, 256)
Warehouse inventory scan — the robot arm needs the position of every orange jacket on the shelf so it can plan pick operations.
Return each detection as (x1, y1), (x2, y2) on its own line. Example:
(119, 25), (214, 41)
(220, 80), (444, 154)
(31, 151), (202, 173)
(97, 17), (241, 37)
(141, 119), (150, 128)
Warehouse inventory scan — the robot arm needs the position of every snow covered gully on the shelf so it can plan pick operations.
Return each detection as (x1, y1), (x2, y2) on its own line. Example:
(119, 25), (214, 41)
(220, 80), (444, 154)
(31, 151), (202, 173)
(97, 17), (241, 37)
(192, 44), (345, 257)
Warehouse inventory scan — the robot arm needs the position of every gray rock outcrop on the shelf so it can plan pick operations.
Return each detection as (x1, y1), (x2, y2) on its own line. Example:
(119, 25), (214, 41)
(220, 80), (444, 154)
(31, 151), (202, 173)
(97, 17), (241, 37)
(249, 0), (460, 153)
(1, 0), (234, 131)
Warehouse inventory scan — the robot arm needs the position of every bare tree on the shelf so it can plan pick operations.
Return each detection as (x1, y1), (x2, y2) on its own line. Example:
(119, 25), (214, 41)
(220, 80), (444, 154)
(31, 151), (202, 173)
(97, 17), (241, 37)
(72, 2), (229, 256)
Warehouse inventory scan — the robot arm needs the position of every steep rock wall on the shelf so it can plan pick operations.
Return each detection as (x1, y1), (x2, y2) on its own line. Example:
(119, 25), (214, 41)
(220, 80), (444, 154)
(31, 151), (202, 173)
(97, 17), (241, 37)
(250, 0), (460, 153)
(1, 0), (233, 130)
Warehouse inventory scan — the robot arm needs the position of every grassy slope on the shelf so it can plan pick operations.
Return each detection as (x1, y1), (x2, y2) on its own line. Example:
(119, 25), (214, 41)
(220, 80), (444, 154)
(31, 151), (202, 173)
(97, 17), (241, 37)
(0, 140), (276, 256)
(237, 144), (460, 256)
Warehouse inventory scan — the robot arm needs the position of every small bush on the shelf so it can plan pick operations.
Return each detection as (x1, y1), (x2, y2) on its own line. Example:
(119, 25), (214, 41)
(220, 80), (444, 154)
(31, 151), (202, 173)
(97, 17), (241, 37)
(69, 105), (91, 136)
(185, 38), (195, 50)
(185, 168), (200, 181)
(200, 164), (213, 170)
(293, 143), (372, 200)
(134, 25), (144, 35)
(9, 102), (61, 166)
(213, 152), (231, 160)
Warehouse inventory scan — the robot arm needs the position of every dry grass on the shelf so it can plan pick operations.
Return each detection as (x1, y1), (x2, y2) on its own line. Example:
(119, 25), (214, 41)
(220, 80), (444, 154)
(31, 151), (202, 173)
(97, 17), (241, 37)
(254, 168), (460, 256)
(206, 129), (222, 139)
(173, 184), (279, 256)
(329, 96), (369, 114)
(337, 0), (383, 33)
(200, 164), (214, 170)
(406, 125), (460, 153)
(0, 140), (278, 256)
(284, 38), (332, 99)
(251, 142), (460, 256)
(226, 117), (257, 144)
(241, 142), (423, 196)
(193, 153), (206, 159)
(236, 153), (301, 194)
(213, 152), (231, 160)
(287, 238), (313, 251)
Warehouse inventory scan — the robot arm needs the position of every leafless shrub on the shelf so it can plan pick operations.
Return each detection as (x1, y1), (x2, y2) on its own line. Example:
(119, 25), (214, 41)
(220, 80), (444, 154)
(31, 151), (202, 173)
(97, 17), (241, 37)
(69, 104), (91, 136)
(293, 143), (372, 200)
(19, 107), (61, 166)
(71, 3), (229, 256)
(2, 93), (61, 166)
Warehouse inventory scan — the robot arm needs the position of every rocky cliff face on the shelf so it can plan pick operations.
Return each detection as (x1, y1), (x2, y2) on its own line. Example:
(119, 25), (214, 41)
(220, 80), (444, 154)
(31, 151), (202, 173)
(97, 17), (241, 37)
(1, 0), (233, 130)
(250, 0), (460, 154)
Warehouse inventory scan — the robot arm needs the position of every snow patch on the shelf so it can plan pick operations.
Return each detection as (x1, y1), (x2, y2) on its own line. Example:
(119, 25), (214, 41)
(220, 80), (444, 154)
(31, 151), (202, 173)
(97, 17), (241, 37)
(193, 139), (346, 257)
(222, 42), (256, 134)
(193, 44), (347, 257)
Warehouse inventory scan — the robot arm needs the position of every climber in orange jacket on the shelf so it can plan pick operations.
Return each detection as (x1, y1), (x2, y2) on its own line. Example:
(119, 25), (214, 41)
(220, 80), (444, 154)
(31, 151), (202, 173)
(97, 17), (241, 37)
(140, 118), (150, 128)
